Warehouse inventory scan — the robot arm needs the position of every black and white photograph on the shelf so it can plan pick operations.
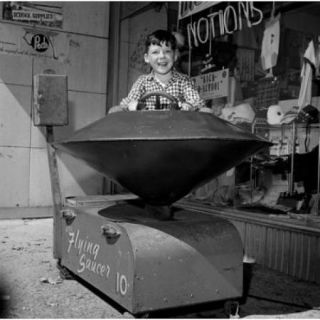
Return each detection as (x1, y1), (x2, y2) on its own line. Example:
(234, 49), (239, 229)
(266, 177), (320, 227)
(1, 1), (320, 318)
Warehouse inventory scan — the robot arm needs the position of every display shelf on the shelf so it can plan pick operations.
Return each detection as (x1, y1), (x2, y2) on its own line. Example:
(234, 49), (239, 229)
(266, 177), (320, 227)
(249, 119), (320, 215)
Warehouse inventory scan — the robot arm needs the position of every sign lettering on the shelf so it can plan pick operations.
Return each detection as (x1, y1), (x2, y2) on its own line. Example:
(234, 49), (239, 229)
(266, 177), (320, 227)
(67, 229), (111, 279)
(192, 69), (229, 100)
(186, 2), (263, 48)
(31, 34), (49, 52)
(179, 2), (219, 20)
(66, 228), (130, 296)
(116, 272), (128, 296)
(12, 10), (55, 22)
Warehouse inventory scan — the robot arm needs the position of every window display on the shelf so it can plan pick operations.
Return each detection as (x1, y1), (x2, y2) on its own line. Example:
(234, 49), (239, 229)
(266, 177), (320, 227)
(177, 1), (320, 215)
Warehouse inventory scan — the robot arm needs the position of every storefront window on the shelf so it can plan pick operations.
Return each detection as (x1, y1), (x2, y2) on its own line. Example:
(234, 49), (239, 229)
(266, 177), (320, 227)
(178, 2), (320, 215)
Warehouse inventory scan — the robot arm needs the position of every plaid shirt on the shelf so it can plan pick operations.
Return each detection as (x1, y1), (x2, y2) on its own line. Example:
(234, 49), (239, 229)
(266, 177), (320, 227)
(120, 70), (205, 110)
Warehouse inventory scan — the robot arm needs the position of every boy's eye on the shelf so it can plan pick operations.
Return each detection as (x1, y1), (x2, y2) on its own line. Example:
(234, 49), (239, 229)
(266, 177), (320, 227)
(150, 49), (172, 55)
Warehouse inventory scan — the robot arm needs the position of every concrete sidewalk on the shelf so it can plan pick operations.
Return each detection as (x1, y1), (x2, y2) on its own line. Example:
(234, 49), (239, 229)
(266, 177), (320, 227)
(0, 218), (320, 318)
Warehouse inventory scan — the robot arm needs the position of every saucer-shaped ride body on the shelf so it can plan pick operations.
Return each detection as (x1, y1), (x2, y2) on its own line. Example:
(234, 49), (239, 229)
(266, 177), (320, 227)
(55, 111), (271, 205)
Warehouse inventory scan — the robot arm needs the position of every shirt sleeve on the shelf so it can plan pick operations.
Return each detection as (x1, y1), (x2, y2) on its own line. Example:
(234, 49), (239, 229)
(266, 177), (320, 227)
(182, 77), (206, 110)
(120, 75), (146, 106)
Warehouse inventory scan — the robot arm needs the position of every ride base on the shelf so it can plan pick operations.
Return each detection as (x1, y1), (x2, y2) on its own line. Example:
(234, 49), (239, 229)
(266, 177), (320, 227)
(57, 195), (243, 316)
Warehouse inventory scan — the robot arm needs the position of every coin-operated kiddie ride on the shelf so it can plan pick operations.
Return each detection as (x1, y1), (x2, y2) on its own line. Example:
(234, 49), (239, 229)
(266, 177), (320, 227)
(47, 92), (270, 316)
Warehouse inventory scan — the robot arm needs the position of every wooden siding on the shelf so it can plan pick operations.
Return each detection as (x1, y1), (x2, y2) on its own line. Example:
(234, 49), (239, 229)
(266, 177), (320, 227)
(178, 200), (320, 284)
(231, 221), (320, 283)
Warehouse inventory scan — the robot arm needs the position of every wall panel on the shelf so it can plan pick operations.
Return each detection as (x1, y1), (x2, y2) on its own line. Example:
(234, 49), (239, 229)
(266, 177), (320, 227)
(0, 84), (31, 147)
(33, 57), (67, 77)
(65, 35), (108, 93)
(63, 2), (110, 37)
(57, 152), (104, 200)
(0, 54), (32, 85)
(29, 147), (52, 206)
(0, 146), (30, 207)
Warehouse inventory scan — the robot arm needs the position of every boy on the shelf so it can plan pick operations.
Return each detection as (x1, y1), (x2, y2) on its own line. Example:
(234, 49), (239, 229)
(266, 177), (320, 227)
(109, 29), (206, 113)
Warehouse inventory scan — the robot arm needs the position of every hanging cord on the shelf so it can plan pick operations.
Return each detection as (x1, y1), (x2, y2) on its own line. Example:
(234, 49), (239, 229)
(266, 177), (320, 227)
(188, 14), (192, 77)
(304, 124), (311, 152)
(209, 16), (212, 57)
(176, 3), (180, 33)
(271, 0), (276, 19)
(266, 1), (276, 78)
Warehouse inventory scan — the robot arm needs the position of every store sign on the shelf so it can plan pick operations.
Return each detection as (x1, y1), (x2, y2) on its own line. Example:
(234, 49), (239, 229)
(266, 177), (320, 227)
(12, 10), (55, 22)
(30, 34), (50, 52)
(22, 29), (58, 57)
(178, 2), (219, 20)
(192, 69), (229, 100)
(2, 2), (63, 28)
(186, 1), (263, 48)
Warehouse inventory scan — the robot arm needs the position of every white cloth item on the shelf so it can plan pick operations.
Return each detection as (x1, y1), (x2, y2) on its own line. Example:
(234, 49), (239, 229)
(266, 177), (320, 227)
(261, 14), (280, 70)
(221, 103), (255, 124)
(267, 105), (284, 125)
(267, 105), (299, 125)
(298, 40), (316, 111)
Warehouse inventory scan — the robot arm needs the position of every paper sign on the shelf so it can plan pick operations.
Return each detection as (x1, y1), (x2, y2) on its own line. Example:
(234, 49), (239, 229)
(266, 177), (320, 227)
(2, 2), (63, 28)
(192, 69), (229, 100)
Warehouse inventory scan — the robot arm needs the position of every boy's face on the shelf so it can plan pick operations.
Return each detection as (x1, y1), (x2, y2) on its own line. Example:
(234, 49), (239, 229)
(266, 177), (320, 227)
(144, 41), (177, 76)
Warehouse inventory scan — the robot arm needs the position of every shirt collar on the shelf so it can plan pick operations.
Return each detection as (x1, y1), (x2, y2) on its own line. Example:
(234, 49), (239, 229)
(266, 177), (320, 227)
(146, 69), (180, 82)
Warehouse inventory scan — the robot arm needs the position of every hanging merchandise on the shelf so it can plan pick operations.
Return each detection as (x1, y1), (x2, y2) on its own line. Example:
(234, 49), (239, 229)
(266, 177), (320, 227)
(297, 40), (316, 111)
(260, 14), (280, 72)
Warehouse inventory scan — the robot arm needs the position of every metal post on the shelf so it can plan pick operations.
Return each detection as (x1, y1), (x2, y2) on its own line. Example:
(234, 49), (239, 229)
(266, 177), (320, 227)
(46, 126), (63, 259)
(315, 129), (320, 215)
(249, 121), (256, 204)
(188, 15), (192, 77)
(289, 121), (296, 196)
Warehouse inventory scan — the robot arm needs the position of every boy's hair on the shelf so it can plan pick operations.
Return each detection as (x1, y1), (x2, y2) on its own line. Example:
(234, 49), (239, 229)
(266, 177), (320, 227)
(145, 30), (177, 53)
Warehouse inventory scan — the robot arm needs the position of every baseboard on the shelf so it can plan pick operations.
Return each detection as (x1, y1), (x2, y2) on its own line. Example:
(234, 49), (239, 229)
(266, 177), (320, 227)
(0, 206), (54, 219)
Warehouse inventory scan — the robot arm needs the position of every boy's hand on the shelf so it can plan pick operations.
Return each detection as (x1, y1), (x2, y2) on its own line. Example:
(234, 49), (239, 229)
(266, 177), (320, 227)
(108, 105), (128, 113)
(108, 100), (138, 114)
(199, 107), (214, 114)
(128, 100), (138, 111)
(179, 102), (194, 111)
